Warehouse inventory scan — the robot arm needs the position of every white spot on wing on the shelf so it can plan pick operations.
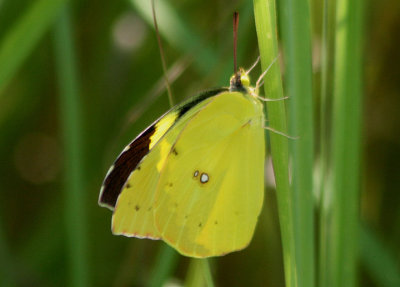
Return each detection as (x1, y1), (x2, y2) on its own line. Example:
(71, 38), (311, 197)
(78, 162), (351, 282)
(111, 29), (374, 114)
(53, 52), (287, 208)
(200, 173), (209, 183)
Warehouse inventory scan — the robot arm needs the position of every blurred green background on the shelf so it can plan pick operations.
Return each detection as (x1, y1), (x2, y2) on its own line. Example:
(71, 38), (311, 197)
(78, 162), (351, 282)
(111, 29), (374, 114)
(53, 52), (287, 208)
(0, 0), (399, 286)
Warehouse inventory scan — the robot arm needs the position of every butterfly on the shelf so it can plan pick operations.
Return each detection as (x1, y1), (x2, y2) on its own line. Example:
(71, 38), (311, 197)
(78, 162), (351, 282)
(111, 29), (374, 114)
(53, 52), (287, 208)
(98, 11), (284, 257)
(98, 57), (284, 258)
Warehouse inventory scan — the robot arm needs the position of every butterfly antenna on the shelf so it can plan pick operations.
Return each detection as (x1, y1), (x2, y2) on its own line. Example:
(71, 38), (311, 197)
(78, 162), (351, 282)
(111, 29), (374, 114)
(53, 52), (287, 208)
(256, 54), (280, 88)
(233, 11), (239, 74)
(151, 0), (174, 106)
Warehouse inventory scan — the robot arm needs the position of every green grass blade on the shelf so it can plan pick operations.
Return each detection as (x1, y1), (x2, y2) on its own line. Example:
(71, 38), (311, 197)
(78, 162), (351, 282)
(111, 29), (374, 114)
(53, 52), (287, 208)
(0, 0), (66, 94)
(360, 225), (400, 287)
(318, 0), (336, 286)
(185, 259), (215, 287)
(201, 259), (215, 287)
(330, 0), (364, 286)
(53, 6), (89, 287)
(278, 0), (315, 286)
(253, 1), (296, 287)
(149, 245), (178, 287)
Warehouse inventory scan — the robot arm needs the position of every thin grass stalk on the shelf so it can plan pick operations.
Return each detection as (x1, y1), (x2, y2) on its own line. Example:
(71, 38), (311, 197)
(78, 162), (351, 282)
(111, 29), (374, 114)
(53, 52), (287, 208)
(146, 2), (182, 280)
(123, 0), (191, 285)
(331, 0), (364, 285)
(278, 0), (315, 286)
(130, 0), (217, 74)
(253, 1), (296, 286)
(53, 6), (89, 287)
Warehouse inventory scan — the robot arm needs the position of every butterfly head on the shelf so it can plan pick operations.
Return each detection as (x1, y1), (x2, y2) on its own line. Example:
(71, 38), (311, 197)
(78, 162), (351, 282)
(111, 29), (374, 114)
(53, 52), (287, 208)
(229, 68), (252, 92)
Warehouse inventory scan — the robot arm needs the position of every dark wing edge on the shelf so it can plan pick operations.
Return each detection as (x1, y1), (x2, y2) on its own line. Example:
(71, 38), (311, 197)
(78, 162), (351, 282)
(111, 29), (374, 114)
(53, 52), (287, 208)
(98, 88), (228, 210)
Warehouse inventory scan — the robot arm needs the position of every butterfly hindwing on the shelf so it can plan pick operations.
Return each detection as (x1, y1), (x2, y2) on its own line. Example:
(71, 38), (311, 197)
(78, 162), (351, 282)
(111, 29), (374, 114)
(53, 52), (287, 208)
(153, 91), (265, 257)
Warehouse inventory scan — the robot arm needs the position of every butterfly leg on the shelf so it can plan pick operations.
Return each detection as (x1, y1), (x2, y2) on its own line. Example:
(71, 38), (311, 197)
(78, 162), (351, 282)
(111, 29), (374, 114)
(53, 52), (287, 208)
(251, 54), (289, 102)
(255, 94), (289, 102)
(262, 125), (299, 140)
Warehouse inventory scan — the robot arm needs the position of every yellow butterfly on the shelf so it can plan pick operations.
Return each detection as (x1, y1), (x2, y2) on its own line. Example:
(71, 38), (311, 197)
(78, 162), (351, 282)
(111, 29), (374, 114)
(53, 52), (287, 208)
(98, 11), (283, 257)
(98, 59), (282, 258)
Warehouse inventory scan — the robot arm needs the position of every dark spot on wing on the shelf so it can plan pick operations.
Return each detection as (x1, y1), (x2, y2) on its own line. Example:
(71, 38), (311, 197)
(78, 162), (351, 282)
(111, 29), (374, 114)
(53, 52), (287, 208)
(99, 125), (155, 208)
(126, 183), (131, 188)
(135, 205), (140, 211)
(214, 220), (218, 225)
(198, 222), (202, 227)
(172, 148), (178, 155)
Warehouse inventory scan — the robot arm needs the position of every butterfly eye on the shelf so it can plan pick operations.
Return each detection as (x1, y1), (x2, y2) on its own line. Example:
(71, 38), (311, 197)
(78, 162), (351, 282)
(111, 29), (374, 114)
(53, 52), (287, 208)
(240, 72), (250, 87)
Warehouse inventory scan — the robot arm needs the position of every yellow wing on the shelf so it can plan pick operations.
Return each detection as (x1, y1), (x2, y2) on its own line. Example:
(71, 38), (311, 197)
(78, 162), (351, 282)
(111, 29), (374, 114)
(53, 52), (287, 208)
(153, 91), (265, 257)
(111, 95), (218, 239)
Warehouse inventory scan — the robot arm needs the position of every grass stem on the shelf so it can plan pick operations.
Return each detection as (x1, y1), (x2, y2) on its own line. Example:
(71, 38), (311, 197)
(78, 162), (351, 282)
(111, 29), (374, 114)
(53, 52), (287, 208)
(330, 0), (364, 285)
(53, 6), (89, 287)
(253, 1), (296, 286)
(278, 0), (315, 286)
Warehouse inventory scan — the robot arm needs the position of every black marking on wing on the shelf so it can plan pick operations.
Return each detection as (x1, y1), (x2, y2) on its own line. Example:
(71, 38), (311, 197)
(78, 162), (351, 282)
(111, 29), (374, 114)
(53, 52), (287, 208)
(99, 87), (228, 209)
(99, 125), (155, 208)
(177, 88), (228, 118)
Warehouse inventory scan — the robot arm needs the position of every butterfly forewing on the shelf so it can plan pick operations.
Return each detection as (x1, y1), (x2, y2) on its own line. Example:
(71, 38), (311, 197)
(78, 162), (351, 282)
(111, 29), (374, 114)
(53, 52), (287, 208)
(98, 112), (179, 210)
(111, 96), (217, 239)
(99, 89), (227, 210)
(153, 92), (265, 257)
